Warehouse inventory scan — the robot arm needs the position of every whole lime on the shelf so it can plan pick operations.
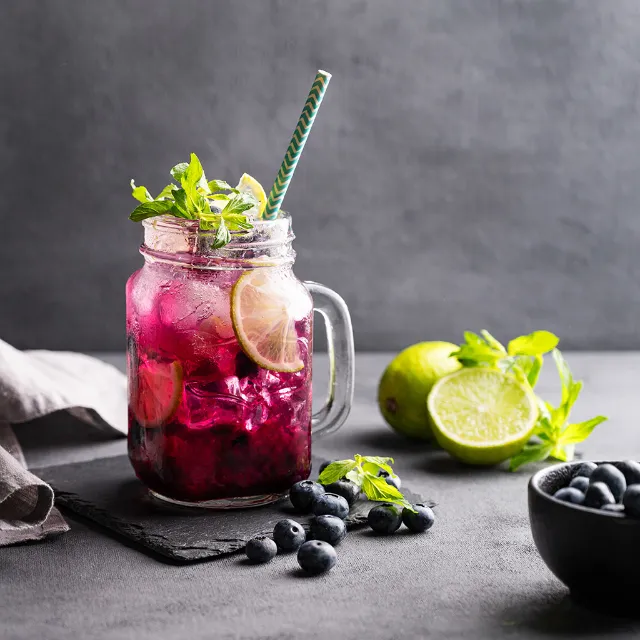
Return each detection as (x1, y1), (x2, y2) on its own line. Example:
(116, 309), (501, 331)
(377, 342), (462, 440)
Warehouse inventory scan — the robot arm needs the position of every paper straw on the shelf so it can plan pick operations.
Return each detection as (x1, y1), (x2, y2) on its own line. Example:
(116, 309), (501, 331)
(262, 70), (332, 219)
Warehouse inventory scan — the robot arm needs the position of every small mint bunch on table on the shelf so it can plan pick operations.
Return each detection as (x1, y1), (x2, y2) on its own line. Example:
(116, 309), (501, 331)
(318, 454), (416, 511)
(129, 153), (261, 249)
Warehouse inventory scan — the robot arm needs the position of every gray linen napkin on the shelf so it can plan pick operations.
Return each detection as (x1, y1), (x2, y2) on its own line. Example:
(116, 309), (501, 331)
(0, 339), (127, 545)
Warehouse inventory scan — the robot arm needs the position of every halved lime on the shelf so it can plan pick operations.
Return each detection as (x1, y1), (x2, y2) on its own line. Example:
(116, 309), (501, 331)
(236, 173), (267, 218)
(230, 269), (308, 372)
(130, 360), (183, 428)
(427, 368), (537, 465)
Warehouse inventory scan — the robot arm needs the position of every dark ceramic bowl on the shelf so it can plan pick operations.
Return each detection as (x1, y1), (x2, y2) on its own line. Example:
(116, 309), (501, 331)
(529, 460), (640, 612)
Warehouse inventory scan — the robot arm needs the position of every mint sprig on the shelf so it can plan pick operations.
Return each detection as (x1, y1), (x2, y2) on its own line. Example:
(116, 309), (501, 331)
(318, 454), (414, 511)
(453, 330), (558, 388)
(508, 349), (607, 471)
(129, 153), (257, 248)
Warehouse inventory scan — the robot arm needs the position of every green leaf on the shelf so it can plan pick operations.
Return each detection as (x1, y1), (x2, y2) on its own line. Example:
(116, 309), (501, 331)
(210, 218), (231, 249)
(318, 460), (358, 485)
(550, 443), (574, 462)
(130, 179), (153, 203)
(221, 194), (257, 217)
(508, 443), (553, 472)
(508, 331), (559, 356)
(524, 354), (543, 388)
(208, 179), (235, 193)
(361, 473), (411, 509)
(129, 201), (173, 221)
(156, 184), (178, 200)
(345, 468), (364, 488)
(207, 193), (231, 201)
(171, 189), (191, 217)
(170, 162), (189, 182)
(480, 330), (506, 354)
(558, 416), (608, 446)
(182, 153), (209, 194)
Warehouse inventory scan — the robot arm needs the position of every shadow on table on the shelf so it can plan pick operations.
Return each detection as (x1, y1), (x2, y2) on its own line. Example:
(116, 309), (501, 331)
(499, 592), (640, 636)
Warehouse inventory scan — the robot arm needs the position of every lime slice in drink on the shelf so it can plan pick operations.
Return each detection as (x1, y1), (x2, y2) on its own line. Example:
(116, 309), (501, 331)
(236, 173), (267, 218)
(231, 269), (306, 372)
(427, 368), (537, 465)
(131, 360), (183, 428)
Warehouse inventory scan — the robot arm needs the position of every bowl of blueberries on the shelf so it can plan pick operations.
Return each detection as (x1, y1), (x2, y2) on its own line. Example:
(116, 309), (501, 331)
(528, 459), (640, 611)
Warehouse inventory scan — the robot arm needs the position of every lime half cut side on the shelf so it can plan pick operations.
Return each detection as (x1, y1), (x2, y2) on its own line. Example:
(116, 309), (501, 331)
(427, 368), (537, 465)
(231, 269), (307, 373)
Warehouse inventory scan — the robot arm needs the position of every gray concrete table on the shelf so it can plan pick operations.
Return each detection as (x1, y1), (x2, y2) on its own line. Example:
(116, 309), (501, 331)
(2, 353), (640, 640)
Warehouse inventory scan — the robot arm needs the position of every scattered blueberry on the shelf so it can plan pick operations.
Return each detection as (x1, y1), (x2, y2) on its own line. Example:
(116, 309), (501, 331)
(368, 503), (403, 535)
(324, 479), (360, 507)
(378, 470), (402, 490)
(601, 503), (625, 514)
(583, 482), (616, 509)
(568, 476), (590, 493)
(245, 536), (277, 563)
(318, 460), (336, 476)
(297, 540), (337, 575)
(312, 493), (350, 520)
(617, 460), (640, 487)
(553, 487), (586, 505)
(308, 515), (347, 546)
(289, 480), (325, 513)
(590, 464), (627, 502)
(623, 485), (640, 518)
(273, 519), (306, 551)
(574, 461), (598, 479)
(402, 503), (435, 533)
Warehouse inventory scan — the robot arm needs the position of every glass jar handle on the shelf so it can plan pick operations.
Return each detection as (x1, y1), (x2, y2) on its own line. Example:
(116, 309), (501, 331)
(305, 281), (355, 438)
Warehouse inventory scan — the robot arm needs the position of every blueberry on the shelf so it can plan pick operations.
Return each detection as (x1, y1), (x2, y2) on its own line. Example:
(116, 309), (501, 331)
(623, 485), (640, 518)
(368, 503), (403, 534)
(553, 487), (586, 505)
(308, 515), (347, 546)
(312, 493), (350, 520)
(590, 463), (626, 502)
(297, 540), (337, 575)
(568, 476), (589, 493)
(245, 536), (277, 563)
(324, 479), (360, 507)
(601, 503), (625, 514)
(273, 519), (306, 551)
(583, 482), (616, 509)
(617, 461), (640, 487)
(402, 503), (435, 533)
(289, 480), (325, 513)
(574, 461), (598, 478)
(378, 470), (401, 490)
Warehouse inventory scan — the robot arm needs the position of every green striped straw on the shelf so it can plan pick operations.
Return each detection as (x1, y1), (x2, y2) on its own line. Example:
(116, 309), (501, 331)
(262, 70), (332, 220)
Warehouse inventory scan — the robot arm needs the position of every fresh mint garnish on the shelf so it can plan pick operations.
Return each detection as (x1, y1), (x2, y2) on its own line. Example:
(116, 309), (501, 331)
(453, 330), (558, 388)
(129, 152), (257, 248)
(508, 349), (607, 471)
(318, 454), (414, 511)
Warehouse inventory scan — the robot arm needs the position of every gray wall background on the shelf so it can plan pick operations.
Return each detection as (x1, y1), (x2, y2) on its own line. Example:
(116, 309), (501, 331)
(2, 0), (640, 351)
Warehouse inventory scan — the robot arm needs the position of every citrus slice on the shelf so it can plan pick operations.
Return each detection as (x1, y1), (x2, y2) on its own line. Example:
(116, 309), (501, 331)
(427, 368), (537, 465)
(131, 360), (183, 427)
(236, 173), (267, 217)
(231, 270), (307, 372)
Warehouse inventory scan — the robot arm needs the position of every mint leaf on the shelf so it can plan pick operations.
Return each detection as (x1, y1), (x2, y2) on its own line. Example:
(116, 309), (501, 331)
(156, 184), (178, 200)
(130, 179), (152, 203)
(183, 153), (205, 190)
(480, 330), (506, 354)
(171, 189), (191, 217)
(359, 455), (395, 477)
(208, 179), (235, 193)
(129, 201), (174, 221)
(210, 218), (231, 249)
(318, 460), (358, 485)
(558, 416), (608, 446)
(170, 162), (189, 182)
(222, 194), (257, 217)
(361, 473), (411, 509)
(509, 443), (553, 471)
(508, 331), (559, 356)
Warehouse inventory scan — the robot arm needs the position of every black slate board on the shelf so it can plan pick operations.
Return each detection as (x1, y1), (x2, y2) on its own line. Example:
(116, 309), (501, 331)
(35, 455), (427, 564)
